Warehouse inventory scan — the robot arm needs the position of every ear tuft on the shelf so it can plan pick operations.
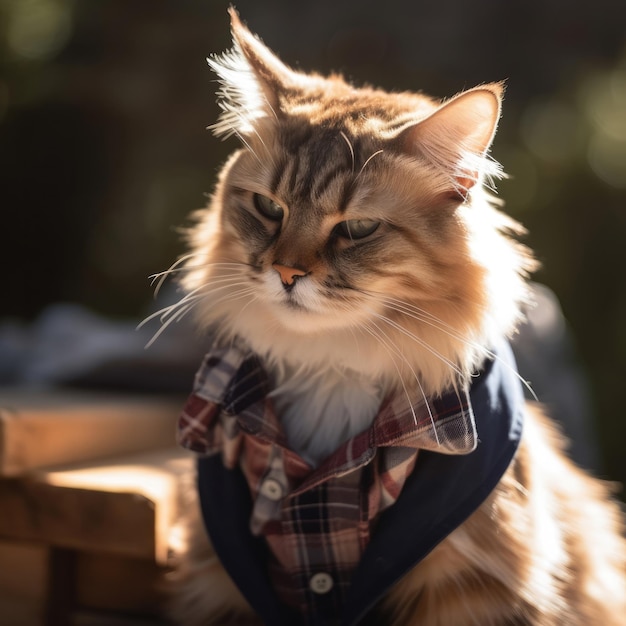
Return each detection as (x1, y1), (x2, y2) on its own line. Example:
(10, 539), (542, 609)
(208, 9), (295, 139)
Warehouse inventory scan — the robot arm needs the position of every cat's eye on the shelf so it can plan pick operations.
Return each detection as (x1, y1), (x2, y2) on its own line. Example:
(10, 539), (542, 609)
(335, 219), (380, 240)
(253, 193), (284, 221)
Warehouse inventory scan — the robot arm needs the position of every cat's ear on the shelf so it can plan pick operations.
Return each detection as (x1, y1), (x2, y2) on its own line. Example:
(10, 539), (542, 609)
(394, 84), (504, 197)
(208, 8), (298, 139)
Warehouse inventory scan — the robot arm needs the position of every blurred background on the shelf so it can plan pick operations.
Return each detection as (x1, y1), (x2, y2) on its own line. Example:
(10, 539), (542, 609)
(1, 0), (625, 485)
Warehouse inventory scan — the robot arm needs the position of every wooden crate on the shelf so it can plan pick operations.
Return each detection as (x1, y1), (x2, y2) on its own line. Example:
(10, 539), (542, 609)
(0, 446), (195, 625)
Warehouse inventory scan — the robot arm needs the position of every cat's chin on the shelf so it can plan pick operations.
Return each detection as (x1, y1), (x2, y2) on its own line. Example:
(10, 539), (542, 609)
(258, 278), (368, 334)
(211, 300), (367, 369)
(266, 303), (361, 335)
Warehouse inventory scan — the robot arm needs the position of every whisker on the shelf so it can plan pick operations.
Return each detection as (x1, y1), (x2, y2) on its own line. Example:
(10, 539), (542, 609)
(248, 124), (277, 169)
(234, 130), (263, 165)
(380, 299), (538, 400)
(376, 298), (472, 351)
(149, 258), (247, 297)
(357, 149), (384, 179)
(146, 293), (206, 330)
(339, 130), (355, 175)
(204, 286), (256, 312)
(142, 285), (256, 348)
(362, 291), (537, 401)
(367, 308), (465, 379)
(150, 253), (207, 296)
(139, 278), (251, 330)
(361, 320), (436, 436)
(365, 291), (468, 332)
(150, 262), (246, 281)
(233, 293), (259, 321)
(360, 290), (478, 345)
(266, 100), (279, 122)
(143, 300), (202, 349)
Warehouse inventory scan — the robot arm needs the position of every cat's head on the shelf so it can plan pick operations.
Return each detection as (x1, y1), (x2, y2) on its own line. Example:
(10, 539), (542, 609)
(181, 9), (535, 393)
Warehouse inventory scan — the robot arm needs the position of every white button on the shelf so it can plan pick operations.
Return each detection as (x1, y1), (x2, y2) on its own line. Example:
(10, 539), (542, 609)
(259, 478), (283, 501)
(309, 572), (333, 594)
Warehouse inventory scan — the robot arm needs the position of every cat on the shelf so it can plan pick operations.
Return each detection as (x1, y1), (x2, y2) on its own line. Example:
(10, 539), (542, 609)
(163, 9), (626, 626)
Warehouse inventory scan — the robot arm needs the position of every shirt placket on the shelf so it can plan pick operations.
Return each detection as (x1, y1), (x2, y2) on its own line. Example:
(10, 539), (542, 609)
(269, 470), (368, 625)
(250, 445), (290, 534)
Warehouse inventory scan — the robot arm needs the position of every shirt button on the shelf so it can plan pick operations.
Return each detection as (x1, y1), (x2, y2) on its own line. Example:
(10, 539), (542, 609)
(259, 478), (283, 501)
(309, 572), (334, 594)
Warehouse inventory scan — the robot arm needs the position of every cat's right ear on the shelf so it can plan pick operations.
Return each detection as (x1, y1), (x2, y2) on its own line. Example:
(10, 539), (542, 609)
(392, 84), (504, 198)
(208, 8), (298, 139)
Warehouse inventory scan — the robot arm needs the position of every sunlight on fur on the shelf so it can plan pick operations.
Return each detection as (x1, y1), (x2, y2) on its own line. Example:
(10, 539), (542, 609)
(152, 8), (626, 626)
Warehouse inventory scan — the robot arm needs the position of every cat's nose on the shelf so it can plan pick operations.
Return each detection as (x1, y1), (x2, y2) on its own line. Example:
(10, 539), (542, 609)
(272, 263), (308, 288)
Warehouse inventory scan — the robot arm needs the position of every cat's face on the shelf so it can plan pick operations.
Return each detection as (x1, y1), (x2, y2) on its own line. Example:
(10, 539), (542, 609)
(179, 10), (533, 389)
(203, 124), (477, 336)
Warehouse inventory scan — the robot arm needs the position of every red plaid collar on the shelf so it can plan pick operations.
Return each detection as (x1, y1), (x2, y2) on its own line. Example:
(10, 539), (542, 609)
(178, 344), (477, 468)
(178, 344), (478, 619)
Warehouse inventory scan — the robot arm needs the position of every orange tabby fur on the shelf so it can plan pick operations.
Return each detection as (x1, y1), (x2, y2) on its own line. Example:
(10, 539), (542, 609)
(165, 9), (626, 625)
(385, 406), (626, 625)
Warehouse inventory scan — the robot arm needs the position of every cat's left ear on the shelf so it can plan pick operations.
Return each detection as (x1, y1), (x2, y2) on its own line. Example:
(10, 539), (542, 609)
(208, 8), (300, 139)
(394, 83), (504, 196)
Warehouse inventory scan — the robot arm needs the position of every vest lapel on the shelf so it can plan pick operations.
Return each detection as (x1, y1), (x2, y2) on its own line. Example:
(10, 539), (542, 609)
(196, 454), (300, 625)
(343, 339), (525, 625)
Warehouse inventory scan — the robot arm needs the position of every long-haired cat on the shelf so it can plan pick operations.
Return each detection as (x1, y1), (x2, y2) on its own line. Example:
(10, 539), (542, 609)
(164, 9), (626, 625)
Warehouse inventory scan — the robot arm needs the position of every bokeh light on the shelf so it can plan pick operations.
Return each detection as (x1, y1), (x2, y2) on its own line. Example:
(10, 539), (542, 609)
(588, 133), (626, 189)
(580, 60), (626, 189)
(520, 99), (586, 165)
(6, 0), (73, 61)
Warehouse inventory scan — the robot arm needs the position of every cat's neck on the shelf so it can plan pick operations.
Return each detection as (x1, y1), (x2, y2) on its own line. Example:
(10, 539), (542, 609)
(216, 294), (490, 397)
(216, 307), (486, 466)
(212, 313), (392, 465)
(267, 359), (385, 466)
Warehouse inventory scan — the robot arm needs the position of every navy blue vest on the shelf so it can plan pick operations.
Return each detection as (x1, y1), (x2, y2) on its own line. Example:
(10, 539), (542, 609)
(196, 339), (525, 625)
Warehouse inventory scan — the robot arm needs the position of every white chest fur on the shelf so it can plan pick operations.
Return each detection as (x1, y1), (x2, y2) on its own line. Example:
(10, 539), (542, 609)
(267, 364), (385, 467)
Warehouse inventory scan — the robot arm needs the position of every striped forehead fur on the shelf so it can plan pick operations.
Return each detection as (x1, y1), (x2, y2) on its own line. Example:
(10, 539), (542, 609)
(208, 19), (503, 198)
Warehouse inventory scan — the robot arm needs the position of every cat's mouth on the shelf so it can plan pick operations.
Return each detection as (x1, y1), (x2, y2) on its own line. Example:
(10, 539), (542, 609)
(268, 288), (344, 333)
(262, 271), (314, 312)
(262, 272), (357, 330)
(281, 292), (307, 311)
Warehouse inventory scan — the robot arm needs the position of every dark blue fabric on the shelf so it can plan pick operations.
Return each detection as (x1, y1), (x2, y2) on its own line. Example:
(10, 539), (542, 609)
(343, 339), (524, 625)
(197, 454), (299, 624)
(196, 339), (525, 626)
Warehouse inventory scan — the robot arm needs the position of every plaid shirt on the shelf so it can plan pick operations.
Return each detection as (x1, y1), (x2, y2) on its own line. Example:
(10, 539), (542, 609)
(178, 345), (478, 623)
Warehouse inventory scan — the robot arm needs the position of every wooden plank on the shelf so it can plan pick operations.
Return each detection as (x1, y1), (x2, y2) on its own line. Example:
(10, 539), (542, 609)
(0, 389), (183, 476)
(0, 479), (157, 561)
(0, 541), (48, 625)
(75, 552), (168, 616)
(0, 448), (194, 564)
(73, 611), (170, 625)
(44, 547), (77, 626)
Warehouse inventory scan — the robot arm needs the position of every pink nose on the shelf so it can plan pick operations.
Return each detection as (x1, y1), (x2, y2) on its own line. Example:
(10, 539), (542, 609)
(272, 263), (308, 286)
